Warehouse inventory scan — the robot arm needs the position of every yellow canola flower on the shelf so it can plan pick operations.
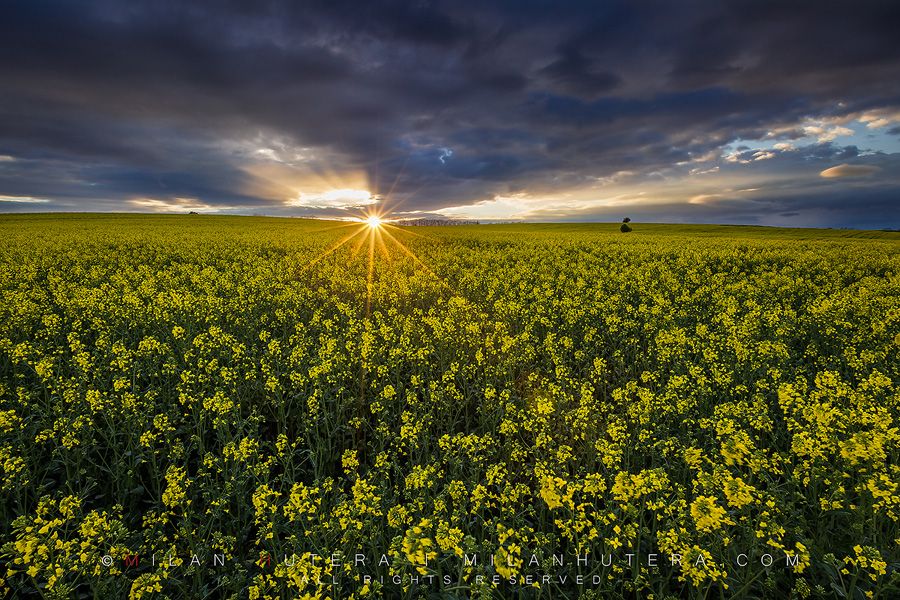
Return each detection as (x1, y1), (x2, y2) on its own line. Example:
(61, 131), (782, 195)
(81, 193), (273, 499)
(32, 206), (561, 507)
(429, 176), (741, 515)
(690, 495), (733, 533)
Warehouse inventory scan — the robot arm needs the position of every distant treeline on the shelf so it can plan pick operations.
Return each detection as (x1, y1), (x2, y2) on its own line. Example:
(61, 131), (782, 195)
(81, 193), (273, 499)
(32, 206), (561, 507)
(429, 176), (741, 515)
(391, 218), (480, 226)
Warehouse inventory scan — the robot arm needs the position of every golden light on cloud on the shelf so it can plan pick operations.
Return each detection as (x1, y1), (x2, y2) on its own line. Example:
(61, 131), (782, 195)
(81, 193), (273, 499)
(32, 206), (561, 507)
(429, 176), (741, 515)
(128, 198), (219, 212)
(820, 164), (881, 178)
(240, 156), (375, 209)
(0, 195), (50, 203)
(688, 194), (720, 205)
(288, 188), (375, 208)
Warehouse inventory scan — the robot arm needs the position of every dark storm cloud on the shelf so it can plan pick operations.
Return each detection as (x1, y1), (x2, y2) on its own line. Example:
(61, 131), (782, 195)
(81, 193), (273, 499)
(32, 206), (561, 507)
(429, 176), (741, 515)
(539, 50), (622, 99)
(0, 0), (899, 224)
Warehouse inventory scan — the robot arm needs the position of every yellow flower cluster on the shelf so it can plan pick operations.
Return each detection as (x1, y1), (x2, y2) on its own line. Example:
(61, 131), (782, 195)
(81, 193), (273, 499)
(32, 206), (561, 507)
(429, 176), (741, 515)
(1, 215), (899, 599)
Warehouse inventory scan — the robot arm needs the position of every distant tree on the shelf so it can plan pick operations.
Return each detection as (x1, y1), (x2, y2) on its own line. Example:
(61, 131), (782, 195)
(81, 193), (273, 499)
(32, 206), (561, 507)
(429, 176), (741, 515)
(623, 217), (631, 223)
(620, 223), (632, 233)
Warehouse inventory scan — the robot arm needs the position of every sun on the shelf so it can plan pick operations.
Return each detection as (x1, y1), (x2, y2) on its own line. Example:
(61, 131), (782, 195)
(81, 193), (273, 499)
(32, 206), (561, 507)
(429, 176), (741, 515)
(365, 215), (382, 228)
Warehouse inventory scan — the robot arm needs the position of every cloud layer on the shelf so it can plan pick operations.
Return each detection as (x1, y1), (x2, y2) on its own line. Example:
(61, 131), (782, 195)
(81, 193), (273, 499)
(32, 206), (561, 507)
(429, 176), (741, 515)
(0, 0), (899, 227)
(820, 164), (882, 178)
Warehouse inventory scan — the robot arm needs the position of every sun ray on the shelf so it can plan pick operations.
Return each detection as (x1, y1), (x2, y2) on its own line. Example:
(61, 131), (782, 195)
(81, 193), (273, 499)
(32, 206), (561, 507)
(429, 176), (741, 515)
(356, 223), (376, 452)
(379, 226), (456, 294)
(373, 140), (380, 209)
(305, 220), (367, 234)
(351, 225), (370, 257)
(374, 226), (393, 265)
(380, 172), (441, 216)
(381, 221), (441, 242)
(366, 227), (376, 319)
(382, 154), (412, 207)
(282, 223), (367, 284)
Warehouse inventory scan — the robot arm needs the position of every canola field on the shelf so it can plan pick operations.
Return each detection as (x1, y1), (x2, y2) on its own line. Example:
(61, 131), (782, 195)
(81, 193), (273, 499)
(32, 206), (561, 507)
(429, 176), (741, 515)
(1, 213), (899, 600)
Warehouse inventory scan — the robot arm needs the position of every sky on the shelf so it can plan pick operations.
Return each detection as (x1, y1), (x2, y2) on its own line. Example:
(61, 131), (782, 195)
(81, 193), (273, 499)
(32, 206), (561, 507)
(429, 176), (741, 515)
(1, 0), (899, 228)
